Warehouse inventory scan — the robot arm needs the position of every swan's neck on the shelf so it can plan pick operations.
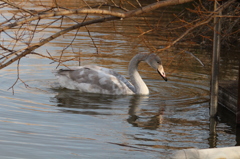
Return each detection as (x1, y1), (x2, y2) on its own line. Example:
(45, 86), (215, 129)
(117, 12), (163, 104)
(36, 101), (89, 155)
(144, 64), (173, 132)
(128, 54), (149, 95)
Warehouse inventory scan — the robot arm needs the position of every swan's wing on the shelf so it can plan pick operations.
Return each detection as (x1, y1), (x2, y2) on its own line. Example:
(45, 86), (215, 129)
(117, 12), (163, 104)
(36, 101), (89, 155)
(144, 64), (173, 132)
(96, 66), (136, 93)
(53, 66), (135, 95)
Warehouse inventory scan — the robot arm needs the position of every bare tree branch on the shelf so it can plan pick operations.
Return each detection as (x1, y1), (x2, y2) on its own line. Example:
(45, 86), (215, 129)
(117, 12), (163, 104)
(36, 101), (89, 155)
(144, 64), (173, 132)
(0, 8), (125, 33)
(0, 0), (196, 70)
(157, 0), (236, 52)
(0, 0), (194, 33)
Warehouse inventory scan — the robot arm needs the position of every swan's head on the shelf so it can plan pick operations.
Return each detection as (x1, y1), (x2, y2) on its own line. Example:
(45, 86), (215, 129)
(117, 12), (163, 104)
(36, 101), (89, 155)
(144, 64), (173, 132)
(145, 53), (167, 81)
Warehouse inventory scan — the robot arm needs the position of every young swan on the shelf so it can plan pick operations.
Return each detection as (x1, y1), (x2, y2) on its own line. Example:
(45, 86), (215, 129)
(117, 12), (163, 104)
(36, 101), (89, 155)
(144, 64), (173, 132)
(53, 53), (167, 95)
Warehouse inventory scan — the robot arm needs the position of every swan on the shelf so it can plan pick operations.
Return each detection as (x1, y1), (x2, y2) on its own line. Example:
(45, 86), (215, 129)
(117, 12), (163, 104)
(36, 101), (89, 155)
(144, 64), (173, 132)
(53, 53), (167, 95)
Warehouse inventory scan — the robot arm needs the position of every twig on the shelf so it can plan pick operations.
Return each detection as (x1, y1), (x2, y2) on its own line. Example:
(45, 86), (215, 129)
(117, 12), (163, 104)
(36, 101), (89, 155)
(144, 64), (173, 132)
(31, 51), (69, 68)
(56, 27), (81, 68)
(1, 0), (35, 15)
(7, 59), (29, 94)
(85, 26), (99, 54)
(36, 16), (63, 33)
(183, 50), (204, 66)
(27, 19), (40, 45)
(82, 0), (92, 9)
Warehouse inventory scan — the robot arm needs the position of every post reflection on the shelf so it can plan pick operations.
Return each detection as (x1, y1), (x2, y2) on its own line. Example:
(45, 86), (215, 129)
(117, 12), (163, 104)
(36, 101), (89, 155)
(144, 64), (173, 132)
(208, 117), (217, 148)
(236, 126), (240, 146)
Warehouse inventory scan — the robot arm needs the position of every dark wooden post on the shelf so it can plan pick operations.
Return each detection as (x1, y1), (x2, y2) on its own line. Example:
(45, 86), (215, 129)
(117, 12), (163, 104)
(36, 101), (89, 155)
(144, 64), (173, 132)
(210, 1), (221, 117)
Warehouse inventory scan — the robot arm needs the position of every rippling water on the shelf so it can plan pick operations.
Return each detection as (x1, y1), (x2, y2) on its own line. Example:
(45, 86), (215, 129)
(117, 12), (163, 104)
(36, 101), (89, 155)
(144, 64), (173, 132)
(0, 1), (239, 158)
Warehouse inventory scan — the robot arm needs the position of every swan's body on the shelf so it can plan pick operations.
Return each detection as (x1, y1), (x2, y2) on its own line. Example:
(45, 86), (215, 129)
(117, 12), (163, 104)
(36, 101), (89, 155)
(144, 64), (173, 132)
(53, 53), (167, 95)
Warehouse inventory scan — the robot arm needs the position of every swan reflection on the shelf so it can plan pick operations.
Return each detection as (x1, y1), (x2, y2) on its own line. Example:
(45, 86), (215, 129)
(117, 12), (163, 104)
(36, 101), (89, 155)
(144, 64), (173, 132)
(127, 96), (165, 130)
(52, 88), (166, 129)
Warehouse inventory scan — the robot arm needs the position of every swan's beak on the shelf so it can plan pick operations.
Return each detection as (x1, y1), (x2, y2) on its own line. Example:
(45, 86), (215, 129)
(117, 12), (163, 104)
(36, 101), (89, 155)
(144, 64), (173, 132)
(157, 65), (167, 81)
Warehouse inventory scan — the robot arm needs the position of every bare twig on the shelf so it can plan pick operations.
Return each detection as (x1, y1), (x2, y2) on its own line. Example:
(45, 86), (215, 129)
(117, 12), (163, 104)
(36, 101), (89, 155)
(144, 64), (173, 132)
(85, 26), (99, 54)
(7, 59), (29, 94)
(56, 27), (81, 68)
(1, 0), (35, 15)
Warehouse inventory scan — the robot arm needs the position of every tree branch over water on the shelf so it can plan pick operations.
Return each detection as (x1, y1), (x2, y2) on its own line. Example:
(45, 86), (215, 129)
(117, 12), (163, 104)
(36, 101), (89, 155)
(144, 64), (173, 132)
(0, 0), (238, 73)
(157, 0), (236, 52)
(0, 0), (194, 70)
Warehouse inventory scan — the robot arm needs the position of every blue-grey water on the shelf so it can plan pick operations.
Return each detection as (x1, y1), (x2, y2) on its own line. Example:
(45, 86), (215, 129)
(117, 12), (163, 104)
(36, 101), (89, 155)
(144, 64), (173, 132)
(0, 0), (239, 158)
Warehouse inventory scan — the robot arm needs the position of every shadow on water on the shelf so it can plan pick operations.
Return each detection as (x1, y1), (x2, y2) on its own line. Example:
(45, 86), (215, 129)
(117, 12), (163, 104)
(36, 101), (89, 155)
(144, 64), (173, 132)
(207, 103), (240, 148)
(217, 104), (240, 146)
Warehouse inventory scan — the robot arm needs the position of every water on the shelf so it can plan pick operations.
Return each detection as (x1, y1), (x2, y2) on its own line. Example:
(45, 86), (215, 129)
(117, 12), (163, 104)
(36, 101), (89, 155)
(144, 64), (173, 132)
(0, 1), (239, 158)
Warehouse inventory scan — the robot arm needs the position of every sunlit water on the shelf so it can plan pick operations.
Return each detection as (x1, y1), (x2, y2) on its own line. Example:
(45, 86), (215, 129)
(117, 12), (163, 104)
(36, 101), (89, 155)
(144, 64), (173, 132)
(0, 1), (239, 158)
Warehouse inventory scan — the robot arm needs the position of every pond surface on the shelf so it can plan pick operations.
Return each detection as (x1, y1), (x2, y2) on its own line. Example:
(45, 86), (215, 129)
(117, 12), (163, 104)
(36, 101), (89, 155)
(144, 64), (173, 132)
(0, 1), (239, 158)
